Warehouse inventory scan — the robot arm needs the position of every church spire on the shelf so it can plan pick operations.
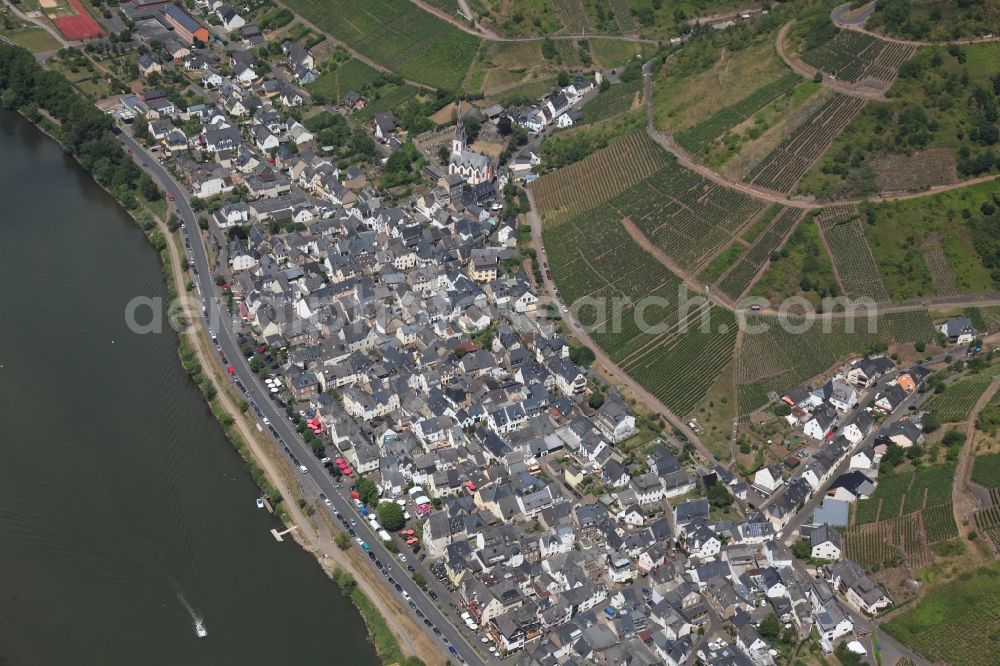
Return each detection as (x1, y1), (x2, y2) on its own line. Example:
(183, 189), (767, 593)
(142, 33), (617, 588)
(452, 104), (466, 156)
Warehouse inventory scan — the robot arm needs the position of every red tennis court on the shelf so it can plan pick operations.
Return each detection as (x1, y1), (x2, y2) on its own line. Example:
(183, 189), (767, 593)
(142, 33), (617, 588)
(52, 0), (104, 41)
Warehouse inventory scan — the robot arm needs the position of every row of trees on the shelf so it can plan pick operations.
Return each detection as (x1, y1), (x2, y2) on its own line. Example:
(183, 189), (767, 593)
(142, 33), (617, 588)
(0, 44), (144, 207)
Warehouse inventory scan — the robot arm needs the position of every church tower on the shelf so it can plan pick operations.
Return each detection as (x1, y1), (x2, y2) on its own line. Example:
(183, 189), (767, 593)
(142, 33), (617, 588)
(452, 112), (466, 156)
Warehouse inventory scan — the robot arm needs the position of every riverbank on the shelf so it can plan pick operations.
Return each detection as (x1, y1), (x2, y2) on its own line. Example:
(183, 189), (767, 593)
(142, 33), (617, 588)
(0, 42), (437, 666)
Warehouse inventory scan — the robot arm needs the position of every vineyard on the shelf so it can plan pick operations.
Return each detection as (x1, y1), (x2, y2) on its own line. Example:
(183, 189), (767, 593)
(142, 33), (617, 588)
(553, 0), (589, 34)
(965, 306), (1000, 335)
(800, 29), (917, 85)
(544, 200), (738, 417)
(612, 161), (767, 272)
(855, 471), (913, 525)
(923, 238), (961, 297)
(843, 514), (932, 570)
(675, 72), (802, 154)
(283, 0), (480, 89)
(532, 132), (672, 227)
(736, 309), (934, 415)
(923, 376), (996, 423)
(818, 206), (890, 302)
(581, 81), (641, 124)
(744, 93), (865, 193)
(607, 0), (636, 32)
(717, 208), (804, 301)
(974, 503), (1000, 550)
(972, 453), (1000, 488)
(884, 561), (1000, 666)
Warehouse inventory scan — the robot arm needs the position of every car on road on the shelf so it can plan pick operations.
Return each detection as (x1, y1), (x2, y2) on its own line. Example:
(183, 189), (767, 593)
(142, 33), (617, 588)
(402, 590), (410, 601)
(397, 553), (406, 562)
(319, 492), (331, 506)
(262, 417), (270, 425)
(354, 537), (363, 545)
(407, 565), (415, 572)
(367, 551), (375, 561)
(394, 583), (402, 591)
(448, 646), (458, 656)
(166, 192), (174, 201)
(375, 560), (383, 569)
(298, 465), (308, 474)
(348, 529), (356, 537)
(432, 628), (442, 636)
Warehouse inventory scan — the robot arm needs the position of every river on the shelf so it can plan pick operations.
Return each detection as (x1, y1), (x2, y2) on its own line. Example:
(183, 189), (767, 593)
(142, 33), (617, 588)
(0, 110), (380, 665)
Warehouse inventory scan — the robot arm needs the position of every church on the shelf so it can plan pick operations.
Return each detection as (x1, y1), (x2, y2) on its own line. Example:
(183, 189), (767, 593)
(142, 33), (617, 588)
(448, 116), (494, 186)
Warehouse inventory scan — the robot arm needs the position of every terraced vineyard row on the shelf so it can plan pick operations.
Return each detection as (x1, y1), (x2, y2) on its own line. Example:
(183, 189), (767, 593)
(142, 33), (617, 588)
(532, 131), (672, 226)
(974, 505), (1000, 551)
(923, 239), (960, 296)
(964, 306), (1000, 335)
(581, 81), (641, 124)
(972, 453), (1000, 488)
(607, 0), (636, 32)
(843, 513), (931, 570)
(924, 376), (996, 423)
(718, 208), (803, 301)
(923, 503), (959, 543)
(855, 472), (913, 524)
(736, 310), (934, 414)
(744, 93), (865, 193)
(800, 29), (915, 84)
(618, 162), (767, 272)
(819, 207), (890, 301)
(675, 72), (802, 154)
(543, 201), (680, 308)
(553, 0), (589, 33)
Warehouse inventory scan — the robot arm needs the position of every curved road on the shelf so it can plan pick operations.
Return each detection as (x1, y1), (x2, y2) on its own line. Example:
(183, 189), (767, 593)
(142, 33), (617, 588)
(117, 130), (488, 666)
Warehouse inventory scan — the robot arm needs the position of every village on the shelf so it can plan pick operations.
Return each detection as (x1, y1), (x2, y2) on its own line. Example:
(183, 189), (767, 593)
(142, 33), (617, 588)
(78, 1), (998, 664)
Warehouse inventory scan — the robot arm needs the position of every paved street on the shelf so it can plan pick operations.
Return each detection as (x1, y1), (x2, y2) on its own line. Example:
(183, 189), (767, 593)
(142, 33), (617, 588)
(117, 130), (490, 666)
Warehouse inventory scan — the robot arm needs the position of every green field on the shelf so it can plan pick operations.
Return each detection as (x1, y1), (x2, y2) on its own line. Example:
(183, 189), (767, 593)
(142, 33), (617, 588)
(748, 215), (840, 308)
(859, 181), (1000, 302)
(717, 207), (803, 301)
(884, 561), (1000, 666)
(675, 72), (802, 154)
(282, 0), (480, 90)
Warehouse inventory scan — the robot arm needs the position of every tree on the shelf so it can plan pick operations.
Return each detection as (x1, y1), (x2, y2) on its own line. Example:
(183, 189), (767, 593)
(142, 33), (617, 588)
(437, 144), (450, 165)
(412, 572), (427, 589)
(569, 344), (596, 367)
(792, 538), (812, 560)
(378, 500), (405, 531)
(707, 482), (732, 509)
(758, 613), (781, 640)
(921, 411), (941, 433)
(334, 531), (351, 550)
(557, 69), (570, 87)
(835, 641), (864, 666)
(588, 391), (605, 409)
(356, 477), (380, 506)
(881, 443), (905, 471)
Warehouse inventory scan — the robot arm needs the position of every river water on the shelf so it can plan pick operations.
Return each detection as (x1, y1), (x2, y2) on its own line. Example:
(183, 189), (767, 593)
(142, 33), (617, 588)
(0, 110), (379, 665)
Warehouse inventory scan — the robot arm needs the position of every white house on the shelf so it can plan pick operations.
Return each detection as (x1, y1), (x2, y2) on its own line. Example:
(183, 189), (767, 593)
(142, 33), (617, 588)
(810, 525), (843, 561)
(752, 464), (784, 496)
(939, 317), (977, 344)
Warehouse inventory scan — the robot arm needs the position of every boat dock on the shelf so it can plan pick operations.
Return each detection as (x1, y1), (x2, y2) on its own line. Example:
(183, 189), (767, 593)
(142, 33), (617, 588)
(270, 525), (298, 542)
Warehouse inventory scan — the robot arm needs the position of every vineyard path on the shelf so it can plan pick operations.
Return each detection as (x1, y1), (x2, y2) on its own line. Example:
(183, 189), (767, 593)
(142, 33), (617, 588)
(832, 1), (1000, 47)
(774, 21), (889, 102)
(525, 187), (721, 467)
(953, 375), (1000, 553)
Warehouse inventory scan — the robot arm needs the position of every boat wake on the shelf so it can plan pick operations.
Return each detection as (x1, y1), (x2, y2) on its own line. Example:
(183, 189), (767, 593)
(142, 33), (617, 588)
(177, 591), (207, 638)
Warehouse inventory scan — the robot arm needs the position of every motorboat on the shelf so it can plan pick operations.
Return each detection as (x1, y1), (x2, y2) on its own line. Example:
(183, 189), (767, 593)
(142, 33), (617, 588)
(195, 619), (207, 638)
(256, 497), (265, 509)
